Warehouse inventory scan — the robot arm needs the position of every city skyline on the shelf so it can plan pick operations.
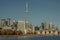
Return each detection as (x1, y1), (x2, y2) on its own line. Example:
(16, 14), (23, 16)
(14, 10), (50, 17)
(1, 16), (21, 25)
(0, 0), (60, 29)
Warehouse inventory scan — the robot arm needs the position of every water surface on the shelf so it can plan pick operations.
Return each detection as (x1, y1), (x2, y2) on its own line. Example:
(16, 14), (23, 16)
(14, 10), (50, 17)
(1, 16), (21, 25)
(0, 36), (60, 40)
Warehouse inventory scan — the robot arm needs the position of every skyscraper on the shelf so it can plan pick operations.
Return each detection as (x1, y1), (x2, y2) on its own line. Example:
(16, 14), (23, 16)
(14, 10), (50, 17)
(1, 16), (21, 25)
(1, 19), (6, 27)
(6, 18), (10, 26)
(17, 20), (25, 32)
(13, 20), (18, 30)
(49, 22), (54, 29)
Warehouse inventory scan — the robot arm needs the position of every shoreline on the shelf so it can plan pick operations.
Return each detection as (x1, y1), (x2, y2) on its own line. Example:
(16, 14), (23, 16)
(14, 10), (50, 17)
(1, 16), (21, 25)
(0, 34), (59, 37)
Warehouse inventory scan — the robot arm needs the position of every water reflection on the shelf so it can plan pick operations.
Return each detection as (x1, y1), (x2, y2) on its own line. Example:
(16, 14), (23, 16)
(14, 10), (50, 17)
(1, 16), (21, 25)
(0, 36), (60, 40)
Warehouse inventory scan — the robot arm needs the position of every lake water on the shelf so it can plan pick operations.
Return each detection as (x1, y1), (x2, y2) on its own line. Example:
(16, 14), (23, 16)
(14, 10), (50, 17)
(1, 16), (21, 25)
(0, 36), (60, 40)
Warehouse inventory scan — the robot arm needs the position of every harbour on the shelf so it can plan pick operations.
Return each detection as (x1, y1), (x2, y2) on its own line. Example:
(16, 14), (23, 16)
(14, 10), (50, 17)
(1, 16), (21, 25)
(0, 0), (60, 40)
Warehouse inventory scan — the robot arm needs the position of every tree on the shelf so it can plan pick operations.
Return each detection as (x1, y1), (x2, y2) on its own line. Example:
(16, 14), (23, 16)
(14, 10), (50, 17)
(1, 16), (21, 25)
(1, 29), (6, 35)
(6, 29), (14, 35)
(15, 30), (23, 35)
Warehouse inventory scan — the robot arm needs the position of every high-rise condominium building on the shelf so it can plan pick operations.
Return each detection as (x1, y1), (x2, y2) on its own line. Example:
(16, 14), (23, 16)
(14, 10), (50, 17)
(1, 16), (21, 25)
(17, 20), (25, 32)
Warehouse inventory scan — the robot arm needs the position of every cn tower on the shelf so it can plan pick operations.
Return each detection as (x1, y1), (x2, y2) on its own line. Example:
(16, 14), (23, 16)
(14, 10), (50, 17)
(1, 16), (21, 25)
(24, 0), (29, 34)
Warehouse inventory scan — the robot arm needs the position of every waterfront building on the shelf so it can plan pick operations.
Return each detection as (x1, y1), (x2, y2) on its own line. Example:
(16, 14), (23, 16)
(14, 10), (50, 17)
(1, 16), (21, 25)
(13, 20), (18, 30)
(41, 22), (46, 30)
(36, 31), (40, 34)
(35, 26), (39, 31)
(0, 18), (11, 29)
(6, 18), (10, 26)
(54, 30), (58, 35)
(2, 26), (12, 30)
(23, 23), (33, 34)
(46, 30), (49, 35)
(17, 20), (25, 33)
(42, 30), (45, 35)
(28, 23), (34, 33)
(1, 19), (6, 27)
(49, 22), (54, 29)
(0, 20), (2, 29)
(32, 26), (35, 33)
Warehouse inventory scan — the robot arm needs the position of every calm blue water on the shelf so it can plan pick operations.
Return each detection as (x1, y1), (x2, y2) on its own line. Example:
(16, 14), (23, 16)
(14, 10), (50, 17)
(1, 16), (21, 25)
(0, 36), (60, 40)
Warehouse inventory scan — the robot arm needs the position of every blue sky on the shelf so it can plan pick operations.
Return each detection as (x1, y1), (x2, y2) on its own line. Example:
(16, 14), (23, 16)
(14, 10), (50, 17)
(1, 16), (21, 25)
(0, 0), (60, 29)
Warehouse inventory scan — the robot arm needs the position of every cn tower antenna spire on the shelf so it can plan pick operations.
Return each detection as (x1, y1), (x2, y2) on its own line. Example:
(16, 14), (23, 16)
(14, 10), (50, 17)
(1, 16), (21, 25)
(26, 0), (28, 23)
